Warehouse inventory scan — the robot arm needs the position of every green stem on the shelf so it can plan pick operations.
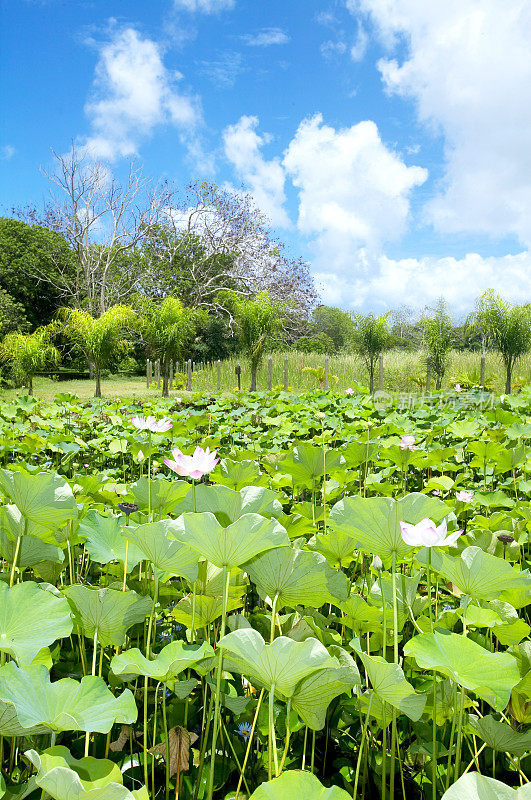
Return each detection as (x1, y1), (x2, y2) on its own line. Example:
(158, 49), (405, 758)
(220, 717), (251, 796)
(162, 687), (170, 800)
(269, 684), (279, 777)
(278, 698), (291, 774)
(390, 553), (399, 800)
(353, 694), (373, 800)
(9, 521), (25, 587)
(235, 688), (264, 800)
(207, 564), (229, 800)
(432, 673), (438, 800)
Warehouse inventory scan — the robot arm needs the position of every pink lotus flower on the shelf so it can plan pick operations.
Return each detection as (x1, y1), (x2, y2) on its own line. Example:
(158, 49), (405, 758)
(346, 388), (355, 395)
(456, 490), (474, 503)
(399, 434), (420, 451)
(165, 445), (219, 479)
(455, 384), (462, 391)
(431, 489), (442, 496)
(131, 415), (172, 433)
(400, 517), (462, 548)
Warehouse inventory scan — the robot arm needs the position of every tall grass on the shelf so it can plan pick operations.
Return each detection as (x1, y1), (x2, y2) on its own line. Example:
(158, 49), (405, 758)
(183, 349), (531, 394)
(1, 349), (530, 401)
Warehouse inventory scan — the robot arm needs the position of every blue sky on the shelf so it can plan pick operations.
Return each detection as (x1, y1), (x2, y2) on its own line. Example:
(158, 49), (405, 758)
(1, 0), (530, 315)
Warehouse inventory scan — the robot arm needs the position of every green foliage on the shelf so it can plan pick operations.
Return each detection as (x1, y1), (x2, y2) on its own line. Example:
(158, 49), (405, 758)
(421, 299), (455, 389)
(351, 312), (391, 391)
(294, 333), (335, 354)
(227, 290), (284, 390)
(0, 325), (59, 393)
(475, 290), (531, 392)
(0, 217), (73, 328)
(311, 305), (354, 351)
(58, 305), (137, 396)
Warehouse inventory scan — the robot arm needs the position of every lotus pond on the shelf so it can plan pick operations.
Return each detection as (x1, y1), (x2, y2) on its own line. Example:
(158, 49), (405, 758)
(0, 388), (529, 800)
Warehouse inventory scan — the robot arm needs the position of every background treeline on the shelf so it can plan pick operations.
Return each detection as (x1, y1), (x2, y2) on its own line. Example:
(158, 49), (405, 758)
(0, 148), (530, 395)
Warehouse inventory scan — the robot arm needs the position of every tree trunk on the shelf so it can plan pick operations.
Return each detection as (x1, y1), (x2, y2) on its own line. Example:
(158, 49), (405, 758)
(89, 361), (95, 379)
(250, 368), (257, 392)
(28, 376), (33, 396)
(162, 360), (170, 398)
(505, 369), (512, 394)
(369, 361), (374, 394)
(436, 375), (442, 390)
(94, 368), (102, 398)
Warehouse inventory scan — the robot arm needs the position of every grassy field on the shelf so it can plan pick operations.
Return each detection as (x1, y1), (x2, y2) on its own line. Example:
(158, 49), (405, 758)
(0, 348), (529, 401)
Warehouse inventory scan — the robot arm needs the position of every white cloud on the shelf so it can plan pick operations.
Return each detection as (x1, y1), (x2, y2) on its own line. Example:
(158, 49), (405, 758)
(84, 27), (202, 162)
(199, 52), (243, 88)
(317, 249), (531, 314)
(241, 28), (290, 46)
(353, 0), (531, 246)
(0, 145), (15, 161)
(284, 114), (426, 250)
(174, 0), (234, 12)
(223, 115), (289, 227)
(350, 22), (368, 61)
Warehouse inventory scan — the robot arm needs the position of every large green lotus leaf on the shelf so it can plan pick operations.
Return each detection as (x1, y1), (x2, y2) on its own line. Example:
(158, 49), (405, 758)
(0, 470), (77, 535)
(417, 546), (531, 600)
(306, 530), (358, 568)
(130, 476), (190, 516)
(404, 631), (520, 711)
(467, 714), (531, 757)
(79, 512), (144, 572)
(278, 445), (344, 490)
(26, 747), (148, 800)
(0, 663), (136, 735)
(170, 512), (289, 568)
(340, 594), (382, 634)
(249, 770), (351, 800)
(195, 561), (247, 598)
(64, 586), (152, 648)
(219, 629), (336, 698)
(0, 582), (72, 665)
(125, 520), (199, 582)
(329, 493), (449, 560)
(290, 649), (360, 730)
(0, 510), (64, 569)
(173, 484), (282, 525)
(246, 547), (348, 610)
(171, 594), (244, 629)
(353, 645), (426, 721)
(441, 772), (531, 800)
(210, 459), (262, 491)
(111, 640), (213, 682)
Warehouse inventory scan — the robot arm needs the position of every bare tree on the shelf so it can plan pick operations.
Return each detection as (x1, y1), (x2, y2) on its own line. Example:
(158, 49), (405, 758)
(19, 145), (173, 316)
(142, 182), (316, 320)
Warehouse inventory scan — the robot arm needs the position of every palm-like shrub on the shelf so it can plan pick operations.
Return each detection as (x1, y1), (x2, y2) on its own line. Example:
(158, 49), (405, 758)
(230, 291), (284, 391)
(137, 296), (198, 397)
(0, 326), (59, 395)
(352, 312), (391, 393)
(59, 306), (137, 397)
(474, 290), (531, 393)
(421, 301), (454, 390)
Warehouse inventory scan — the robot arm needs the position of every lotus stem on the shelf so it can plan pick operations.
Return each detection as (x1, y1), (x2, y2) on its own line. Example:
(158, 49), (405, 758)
(235, 688), (264, 800)
(207, 564), (230, 800)
(353, 694), (373, 799)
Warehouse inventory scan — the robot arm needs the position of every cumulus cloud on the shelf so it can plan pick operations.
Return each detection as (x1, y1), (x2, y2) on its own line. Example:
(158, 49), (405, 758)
(84, 27), (202, 162)
(283, 114), (426, 249)
(174, 0), (234, 12)
(223, 115), (290, 227)
(241, 28), (290, 46)
(338, 250), (531, 313)
(352, 0), (531, 246)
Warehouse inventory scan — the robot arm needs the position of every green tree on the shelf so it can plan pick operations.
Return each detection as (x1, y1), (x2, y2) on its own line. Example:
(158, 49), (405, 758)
(0, 326), (59, 395)
(352, 312), (391, 393)
(229, 291), (284, 391)
(0, 217), (73, 328)
(421, 300), (454, 390)
(137, 296), (199, 397)
(474, 291), (531, 393)
(0, 289), (30, 338)
(59, 306), (137, 397)
(312, 306), (354, 351)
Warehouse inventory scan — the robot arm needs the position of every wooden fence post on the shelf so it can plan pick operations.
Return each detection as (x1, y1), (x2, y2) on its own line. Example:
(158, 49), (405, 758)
(216, 360), (221, 392)
(169, 361), (173, 390)
(146, 359), (150, 388)
(155, 360), (160, 388)
(480, 353), (486, 389)
(284, 356), (289, 391)
(378, 352), (384, 391)
(268, 355), (273, 390)
(235, 364), (241, 391)
(187, 359), (192, 391)
(324, 356), (329, 390)
(426, 356), (431, 393)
